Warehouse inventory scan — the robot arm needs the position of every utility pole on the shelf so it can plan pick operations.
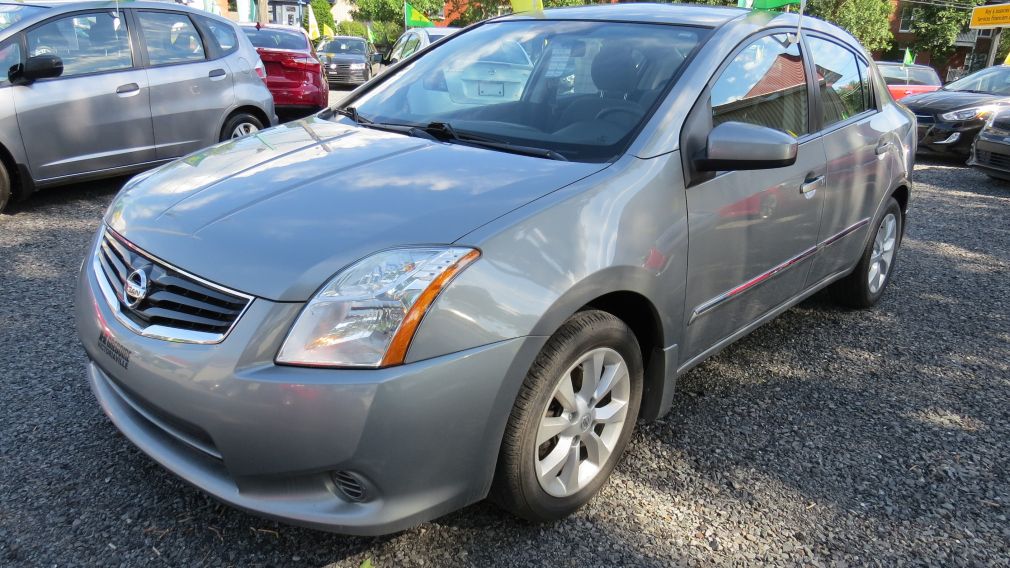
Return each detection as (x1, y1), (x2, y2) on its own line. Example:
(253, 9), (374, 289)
(257, 0), (269, 25)
(987, 27), (1002, 66)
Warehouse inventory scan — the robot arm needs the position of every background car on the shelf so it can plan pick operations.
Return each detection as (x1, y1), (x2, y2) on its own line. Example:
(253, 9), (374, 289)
(241, 24), (328, 120)
(76, 5), (913, 535)
(316, 35), (380, 86)
(968, 108), (1010, 179)
(902, 64), (1010, 156)
(0, 0), (275, 212)
(876, 61), (941, 100)
(382, 26), (459, 67)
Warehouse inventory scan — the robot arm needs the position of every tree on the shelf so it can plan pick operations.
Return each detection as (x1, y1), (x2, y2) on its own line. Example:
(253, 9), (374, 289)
(354, 0), (445, 25)
(307, 0), (336, 34)
(910, 1), (983, 64)
(336, 20), (369, 38)
(808, 0), (892, 53)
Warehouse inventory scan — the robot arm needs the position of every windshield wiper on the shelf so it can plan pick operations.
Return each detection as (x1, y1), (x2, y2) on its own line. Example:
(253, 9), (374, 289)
(331, 106), (372, 124)
(421, 122), (568, 161)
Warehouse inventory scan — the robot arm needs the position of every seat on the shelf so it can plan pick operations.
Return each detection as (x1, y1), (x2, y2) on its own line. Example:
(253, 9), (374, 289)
(558, 44), (643, 128)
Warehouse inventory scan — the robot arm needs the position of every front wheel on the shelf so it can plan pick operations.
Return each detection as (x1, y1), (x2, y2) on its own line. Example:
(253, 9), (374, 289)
(492, 310), (643, 522)
(0, 159), (11, 214)
(829, 197), (903, 308)
(220, 113), (264, 142)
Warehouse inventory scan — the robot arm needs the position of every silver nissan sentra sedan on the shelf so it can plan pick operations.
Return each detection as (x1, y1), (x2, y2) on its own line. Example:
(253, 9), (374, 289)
(75, 4), (915, 534)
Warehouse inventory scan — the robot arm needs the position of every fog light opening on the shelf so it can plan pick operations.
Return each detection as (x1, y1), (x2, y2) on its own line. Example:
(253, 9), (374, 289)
(332, 470), (367, 502)
(937, 132), (961, 145)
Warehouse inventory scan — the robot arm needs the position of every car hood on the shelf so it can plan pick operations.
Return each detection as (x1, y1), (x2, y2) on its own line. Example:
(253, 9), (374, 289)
(106, 116), (605, 301)
(901, 90), (1008, 114)
(320, 53), (366, 64)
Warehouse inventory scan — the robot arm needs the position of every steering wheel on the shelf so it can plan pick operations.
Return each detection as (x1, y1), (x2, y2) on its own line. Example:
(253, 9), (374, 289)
(595, 107), (643, 125)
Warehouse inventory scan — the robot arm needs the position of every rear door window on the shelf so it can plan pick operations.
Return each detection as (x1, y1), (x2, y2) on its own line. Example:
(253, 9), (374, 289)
(806, 36), (869, 127)
(711, 33), (809, 137)
(138, 11), (206, 66)
(26, 11), (133, 77)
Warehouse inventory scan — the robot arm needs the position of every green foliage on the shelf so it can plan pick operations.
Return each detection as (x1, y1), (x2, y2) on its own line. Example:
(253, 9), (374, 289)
(354, 0), (444, 24)
(306, 0), (336, 33)
(369, 20), (404, 46)
(807, 0), (892, 52)
(910, 1), (983, 64)
(336, 20), (368, 38)
(360, 560), (374, 568)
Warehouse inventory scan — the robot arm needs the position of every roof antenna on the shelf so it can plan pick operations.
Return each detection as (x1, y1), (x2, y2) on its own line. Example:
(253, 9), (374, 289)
(787, 0), (806, 44)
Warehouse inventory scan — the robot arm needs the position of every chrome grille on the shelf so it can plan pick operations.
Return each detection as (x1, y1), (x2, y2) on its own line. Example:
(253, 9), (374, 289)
(94, 229), (252, 344)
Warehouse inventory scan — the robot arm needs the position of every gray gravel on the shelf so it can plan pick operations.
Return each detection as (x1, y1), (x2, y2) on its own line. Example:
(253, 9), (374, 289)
(1, 159), (1008, 567)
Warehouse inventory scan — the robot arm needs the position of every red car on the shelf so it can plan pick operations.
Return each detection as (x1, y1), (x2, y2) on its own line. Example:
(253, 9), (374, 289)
(241, 25), (329, 120)
(876, 62), (942, 100)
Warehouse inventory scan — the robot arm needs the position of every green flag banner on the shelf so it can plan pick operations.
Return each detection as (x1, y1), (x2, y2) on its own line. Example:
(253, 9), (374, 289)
(903, 48), (915, 66)
(404, 2), (434, 28)
(738, 0), (802, 9)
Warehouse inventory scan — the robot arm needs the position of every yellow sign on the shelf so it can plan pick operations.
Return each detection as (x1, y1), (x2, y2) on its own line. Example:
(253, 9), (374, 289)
(970, 3), (1010, 29)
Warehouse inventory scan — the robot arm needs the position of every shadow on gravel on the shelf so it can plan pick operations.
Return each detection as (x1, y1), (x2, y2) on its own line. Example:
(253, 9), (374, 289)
(1, 176), (127, 216)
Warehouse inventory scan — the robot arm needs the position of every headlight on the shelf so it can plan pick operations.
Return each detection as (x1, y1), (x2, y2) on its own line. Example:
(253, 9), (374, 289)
(349, 62), (366, 70)
(941, 105), (1001, 122)
(277, 247), (480, 368)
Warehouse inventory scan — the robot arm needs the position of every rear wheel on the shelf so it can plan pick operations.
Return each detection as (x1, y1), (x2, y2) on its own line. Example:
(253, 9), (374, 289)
(492, 310), (643, 522)
(0, 160), (11, 214)
(220, 112), (264, 142)
(829, 197), (903, 308)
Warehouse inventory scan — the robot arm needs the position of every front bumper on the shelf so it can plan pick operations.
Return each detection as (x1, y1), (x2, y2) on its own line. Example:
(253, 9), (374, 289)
(969, 135), (1010, 179)
(914, 117), (982, 156)
(74, 241), (543, 534)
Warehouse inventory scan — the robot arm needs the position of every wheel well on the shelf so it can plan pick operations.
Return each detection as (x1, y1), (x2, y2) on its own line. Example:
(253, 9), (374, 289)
(225, 106), (271, 133)
(582, 291), (667, 421)
(891, 185), (909, 215)
(0, 142), (25, 200)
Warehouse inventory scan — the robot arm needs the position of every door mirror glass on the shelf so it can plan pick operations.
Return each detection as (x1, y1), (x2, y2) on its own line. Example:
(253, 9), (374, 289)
(14, 54), (64, 84)
(695, 121), (798, 171)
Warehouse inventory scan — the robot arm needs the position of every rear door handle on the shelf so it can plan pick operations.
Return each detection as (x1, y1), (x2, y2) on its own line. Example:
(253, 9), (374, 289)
(801, 175), (824, 195)
(115, 83), (139, 94)
(208, 68), (226, 78)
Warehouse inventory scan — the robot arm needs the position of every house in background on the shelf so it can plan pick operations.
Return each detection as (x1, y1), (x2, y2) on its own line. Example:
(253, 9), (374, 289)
(876, 0), (997, 82)
(330, 0), (356, 23)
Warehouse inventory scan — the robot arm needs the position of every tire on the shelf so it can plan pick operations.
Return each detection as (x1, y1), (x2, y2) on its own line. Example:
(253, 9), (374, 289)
(829, 197), (903, 308)
(492, 310), (643, 522)
(220, 112), (264, 142)
(0, 160), (10, 214)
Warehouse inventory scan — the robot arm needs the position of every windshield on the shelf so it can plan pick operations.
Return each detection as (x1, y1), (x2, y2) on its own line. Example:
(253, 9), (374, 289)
(242, 27), (308, 50)
(319, 38), (366, 54)
(945, 65), (1010, 94)
(347, 21), (706, 162)
(0, 4), (46, 33)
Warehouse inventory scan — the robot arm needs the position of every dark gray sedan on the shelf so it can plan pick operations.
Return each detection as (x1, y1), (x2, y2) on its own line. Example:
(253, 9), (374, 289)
(75, 4), (915, 535)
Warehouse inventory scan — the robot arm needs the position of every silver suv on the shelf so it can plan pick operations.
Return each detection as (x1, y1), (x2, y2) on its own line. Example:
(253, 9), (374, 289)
(75, 5), (914, 534)
(0, 1), (275, 211)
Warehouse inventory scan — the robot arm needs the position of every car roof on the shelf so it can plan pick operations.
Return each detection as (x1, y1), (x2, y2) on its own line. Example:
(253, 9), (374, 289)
(875, 61), (935, 70)
(320, 35), (367, 41)
(497, 3), (748, 27)
(2, 0), (228, 16)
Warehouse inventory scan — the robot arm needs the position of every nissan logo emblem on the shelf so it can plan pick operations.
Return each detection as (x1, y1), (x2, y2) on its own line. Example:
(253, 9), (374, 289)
(123, 268), (149, 309)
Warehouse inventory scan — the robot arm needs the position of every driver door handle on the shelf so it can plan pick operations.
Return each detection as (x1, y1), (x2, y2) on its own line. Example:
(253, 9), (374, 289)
(115, 83), (139, 95)
(801, 175), (825, 195)
(208, 68), (226, 78)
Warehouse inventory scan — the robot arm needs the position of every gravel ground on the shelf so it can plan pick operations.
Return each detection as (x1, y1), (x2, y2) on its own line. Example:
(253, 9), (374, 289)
(1, 158), (1008, 567)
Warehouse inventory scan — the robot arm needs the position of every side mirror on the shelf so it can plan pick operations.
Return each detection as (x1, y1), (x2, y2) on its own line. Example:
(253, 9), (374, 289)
(694, 121), (798, 172)
(11, 54), (63, 85)
(371, 52), (383, 64)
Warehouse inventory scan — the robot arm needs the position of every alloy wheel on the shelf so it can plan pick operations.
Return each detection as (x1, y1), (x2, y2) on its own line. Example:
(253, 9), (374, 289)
(868, 212), (897, 294)
(534, 347), (631, 498)
(231, 122), (259, 139)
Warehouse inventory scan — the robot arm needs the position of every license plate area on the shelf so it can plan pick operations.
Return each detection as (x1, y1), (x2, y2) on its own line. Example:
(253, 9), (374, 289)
(478, 81), (504, 97)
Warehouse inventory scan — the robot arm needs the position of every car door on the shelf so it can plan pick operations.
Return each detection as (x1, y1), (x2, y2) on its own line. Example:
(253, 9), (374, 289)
(681, 32), (827, 362)
(384, 33), (409, 66)
(12, 8), (154, 181)
(803, 35), (890, 285)
(135, 9), (235, 159)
